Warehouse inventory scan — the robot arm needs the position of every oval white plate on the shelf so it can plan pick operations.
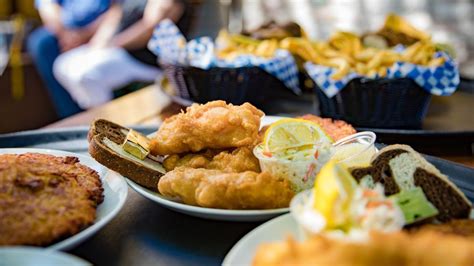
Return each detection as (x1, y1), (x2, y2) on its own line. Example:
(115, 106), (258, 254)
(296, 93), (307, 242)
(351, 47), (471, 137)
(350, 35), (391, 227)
(223, 213), (300, 266)
(0, 247), (91, 266)
(126, 178), (288, 221)
(125, 116), (290, 222)
(0, 148), (128, 250)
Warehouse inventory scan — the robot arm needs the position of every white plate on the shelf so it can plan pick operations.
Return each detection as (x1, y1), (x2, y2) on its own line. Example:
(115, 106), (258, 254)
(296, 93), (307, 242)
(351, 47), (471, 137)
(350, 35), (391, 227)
(223, 214), (300, 266)
(223, 209), (474, 266)
(0, 247), (91, 266)
(126, 178), (289, 221)
(0, 148), (128, 250)
(126, 116), (290, 222)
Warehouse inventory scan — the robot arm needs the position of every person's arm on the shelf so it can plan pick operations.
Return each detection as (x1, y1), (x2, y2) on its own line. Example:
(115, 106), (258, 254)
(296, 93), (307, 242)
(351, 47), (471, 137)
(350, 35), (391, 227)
(110, 0), (184, 50)
(88, 4), (123, 48)
(36, 0), (64, 34)
(36, 0), (110, 51)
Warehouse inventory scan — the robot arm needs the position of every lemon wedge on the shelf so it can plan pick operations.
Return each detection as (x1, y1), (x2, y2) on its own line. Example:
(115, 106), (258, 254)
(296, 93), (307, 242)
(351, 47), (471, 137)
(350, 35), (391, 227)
(313, 160), (357, 230)
(263, 118), (333, 158)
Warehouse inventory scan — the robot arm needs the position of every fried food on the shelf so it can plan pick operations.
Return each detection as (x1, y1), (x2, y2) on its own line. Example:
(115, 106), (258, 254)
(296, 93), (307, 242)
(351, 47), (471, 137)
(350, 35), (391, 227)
(298, 114), (357, 141)
(158, 168), (293, 209)
(408, 219), (474, 239)
(253, 231), (474, 266)
(281, 15), (443, 80)
(217, 21), (304, 60)
(163, 146), (260, 173)
(259, 115), (356, 143)
(150, 101), (264, 155)
(0, 153), (103, 246)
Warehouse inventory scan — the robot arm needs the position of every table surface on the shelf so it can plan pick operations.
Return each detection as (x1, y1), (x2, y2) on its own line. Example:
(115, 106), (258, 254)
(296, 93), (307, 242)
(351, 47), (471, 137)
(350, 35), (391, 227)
(38, 85), (474, 265)
(46, 85), (474, 168)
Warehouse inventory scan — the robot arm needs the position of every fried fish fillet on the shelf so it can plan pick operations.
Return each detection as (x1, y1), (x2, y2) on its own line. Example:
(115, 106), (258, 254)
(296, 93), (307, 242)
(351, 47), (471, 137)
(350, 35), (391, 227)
(158, 167), (294, 209)
(253, 231), (474, 266)
(150, 101), (264, 155)
(163, 146), (261, 173)
(0, 153), (103, 246)
(408, 219), (474, 239)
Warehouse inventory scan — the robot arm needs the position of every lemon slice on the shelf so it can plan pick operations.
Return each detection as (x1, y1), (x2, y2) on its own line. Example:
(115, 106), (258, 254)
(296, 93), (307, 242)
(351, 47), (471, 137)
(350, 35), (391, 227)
(313, 160), (357, 229)
(263, 118), (333, 157)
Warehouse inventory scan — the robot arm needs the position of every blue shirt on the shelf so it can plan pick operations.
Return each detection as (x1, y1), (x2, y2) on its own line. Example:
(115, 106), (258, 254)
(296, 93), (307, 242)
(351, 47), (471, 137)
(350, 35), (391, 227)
(35, 0), (111, 29)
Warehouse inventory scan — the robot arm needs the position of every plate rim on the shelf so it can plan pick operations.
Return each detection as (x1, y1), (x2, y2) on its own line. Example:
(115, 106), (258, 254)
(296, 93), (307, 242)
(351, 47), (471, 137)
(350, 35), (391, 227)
(0, 246), (92, 265)
(0, 147), (128, 251)
(222, 213), (295, 266)
(125, 177), (290, 216)
(124, 115), (293, 219)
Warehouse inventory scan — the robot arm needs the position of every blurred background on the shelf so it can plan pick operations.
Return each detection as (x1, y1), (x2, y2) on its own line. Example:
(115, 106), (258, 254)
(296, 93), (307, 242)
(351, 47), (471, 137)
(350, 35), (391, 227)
(0, 0), (473, 133)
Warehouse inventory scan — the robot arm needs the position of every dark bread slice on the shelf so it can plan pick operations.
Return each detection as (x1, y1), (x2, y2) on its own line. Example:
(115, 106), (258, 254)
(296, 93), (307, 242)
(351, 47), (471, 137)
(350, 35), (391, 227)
(88, 118), (129, 144)
(351, 144), (472, 222)
(88, 119), (165, 190)
(414, 168), (471, 222)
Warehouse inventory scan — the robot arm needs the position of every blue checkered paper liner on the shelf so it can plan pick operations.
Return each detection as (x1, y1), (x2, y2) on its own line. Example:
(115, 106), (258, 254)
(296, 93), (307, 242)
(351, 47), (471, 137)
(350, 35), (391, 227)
(148, 19), (301, 94)
(305, 51), (459, 98)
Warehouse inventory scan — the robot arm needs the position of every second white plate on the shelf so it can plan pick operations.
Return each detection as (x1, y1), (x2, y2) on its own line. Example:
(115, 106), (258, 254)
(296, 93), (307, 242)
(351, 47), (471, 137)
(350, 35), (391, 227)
(0, 247), (91, 266)
(222, 213), (300, 265)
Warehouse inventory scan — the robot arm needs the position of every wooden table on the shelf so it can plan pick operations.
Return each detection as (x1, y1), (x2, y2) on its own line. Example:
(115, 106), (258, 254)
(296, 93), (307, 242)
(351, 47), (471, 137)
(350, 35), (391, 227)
(46, 85), (474, 168)
(46, 85), (171, 128)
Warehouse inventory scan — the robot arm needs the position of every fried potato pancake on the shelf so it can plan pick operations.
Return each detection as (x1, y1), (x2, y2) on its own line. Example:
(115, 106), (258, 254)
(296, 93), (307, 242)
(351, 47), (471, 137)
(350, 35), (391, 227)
(0, 153), (103, 246)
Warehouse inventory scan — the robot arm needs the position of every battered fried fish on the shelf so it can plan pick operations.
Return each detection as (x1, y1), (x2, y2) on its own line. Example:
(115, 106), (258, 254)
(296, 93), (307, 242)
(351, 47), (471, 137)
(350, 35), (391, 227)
(158, 168), (294, 209)
(0, 153), (103, 246)
(253, 231), (474, 266)
(150, 101), (264, 155)
(408, 219), (474, 239)
(163, 147), (260, 173)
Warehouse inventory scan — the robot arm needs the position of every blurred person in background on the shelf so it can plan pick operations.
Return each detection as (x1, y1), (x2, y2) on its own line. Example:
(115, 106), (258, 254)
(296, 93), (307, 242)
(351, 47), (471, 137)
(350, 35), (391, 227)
(52, 0), (192, 109)
(27, 0), (112, 118)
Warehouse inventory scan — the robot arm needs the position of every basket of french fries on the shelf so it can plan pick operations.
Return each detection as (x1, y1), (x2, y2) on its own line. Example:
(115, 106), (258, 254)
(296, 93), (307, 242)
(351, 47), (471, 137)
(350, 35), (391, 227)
(286, 14), (460, 128)
(148, 20), (303, 108)
(161, 65), (295, 106)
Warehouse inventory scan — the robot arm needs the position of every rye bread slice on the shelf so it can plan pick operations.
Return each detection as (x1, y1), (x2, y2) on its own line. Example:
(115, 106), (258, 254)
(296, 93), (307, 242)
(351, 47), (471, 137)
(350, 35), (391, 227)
(88, 119), (165, 190)
(351, 144), (472, 222)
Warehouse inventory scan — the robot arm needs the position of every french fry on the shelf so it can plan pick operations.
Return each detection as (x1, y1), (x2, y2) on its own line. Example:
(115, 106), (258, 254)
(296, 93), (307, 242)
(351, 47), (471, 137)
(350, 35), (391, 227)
(402, 42), (422, 61)
(366, 51), (385, 70)
(328, 58), (351, 80)
(367, 69), (377, 77)
(355, 48), (378, 62)
(377, 66), (387, 77)
(215, 19), (441, 79)
(255, 39), (278, 58)
(356, 62), (368, 75)
(428, 57), (445, 67)
(280, 38), (316, 62)
(381, 52), (400, 66)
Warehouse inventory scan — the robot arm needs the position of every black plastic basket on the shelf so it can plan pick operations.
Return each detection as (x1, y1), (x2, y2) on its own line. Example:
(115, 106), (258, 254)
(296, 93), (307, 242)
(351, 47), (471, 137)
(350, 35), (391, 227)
(162, 64), (300, 111)
(314, 78), (432, 129)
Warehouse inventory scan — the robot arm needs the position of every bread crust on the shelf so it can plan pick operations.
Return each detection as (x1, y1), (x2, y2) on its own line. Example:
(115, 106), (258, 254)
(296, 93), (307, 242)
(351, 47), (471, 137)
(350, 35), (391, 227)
(376, 144), (471, 205)
(354, 144), (472, 222)
(88, 119), (163, 190)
